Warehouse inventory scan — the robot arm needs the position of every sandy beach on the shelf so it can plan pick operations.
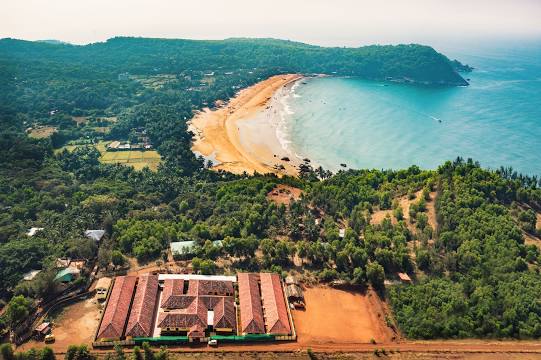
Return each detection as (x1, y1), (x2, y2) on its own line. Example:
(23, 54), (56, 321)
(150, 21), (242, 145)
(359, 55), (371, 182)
(189, 74), (303, 176)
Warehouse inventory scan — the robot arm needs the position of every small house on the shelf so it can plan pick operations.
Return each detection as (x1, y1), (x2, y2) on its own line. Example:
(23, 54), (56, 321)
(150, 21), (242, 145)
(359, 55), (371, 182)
(23, 270), (41, 281)
(34, 322), (51, 339)
(54, 267), (80, 283)
(285, 283), (305, 309)
(85, 229), (106, 242)
(170, 240), (196, 258)
(398, 272), (412, 284)
(107, 141), (120, 150)
(55, 258), (71, 268)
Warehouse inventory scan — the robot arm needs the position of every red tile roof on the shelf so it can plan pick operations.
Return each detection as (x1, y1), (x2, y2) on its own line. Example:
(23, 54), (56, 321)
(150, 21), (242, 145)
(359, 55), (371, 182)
(158, 279), (238, 337)
(157, 296), (207, 329)
(186, 279), (234, 296)
(237, 273), (265, 334)
(197, 280), (234, 296)
(97, 275), (137, 340)
(213, 297), (237, 331)
(398, 272), (412, 282)
(125, 274), (159, 337)
(161, 279), (192, 309)
(260, 273), (291, 335)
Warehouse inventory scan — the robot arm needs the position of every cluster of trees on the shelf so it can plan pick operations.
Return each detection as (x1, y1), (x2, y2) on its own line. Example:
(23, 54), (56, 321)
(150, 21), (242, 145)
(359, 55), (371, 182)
(0, 342), (169, 360)
(390, 159), (541, 339)
(0, 37), (469, 86)
(0, 343), (55, 360)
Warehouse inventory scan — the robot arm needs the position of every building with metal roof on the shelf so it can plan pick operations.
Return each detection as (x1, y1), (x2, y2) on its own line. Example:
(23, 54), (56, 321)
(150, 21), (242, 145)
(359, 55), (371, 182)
(85, 229), (106, 242)
(54, 267), (80, 283)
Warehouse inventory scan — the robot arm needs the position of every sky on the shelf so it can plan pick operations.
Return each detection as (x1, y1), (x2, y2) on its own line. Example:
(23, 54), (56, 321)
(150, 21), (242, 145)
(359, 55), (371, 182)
(1, 0), (541, 47)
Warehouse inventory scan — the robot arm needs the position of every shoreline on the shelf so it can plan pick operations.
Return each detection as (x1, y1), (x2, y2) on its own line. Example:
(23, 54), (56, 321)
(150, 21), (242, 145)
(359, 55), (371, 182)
(189, 74), (304, 176)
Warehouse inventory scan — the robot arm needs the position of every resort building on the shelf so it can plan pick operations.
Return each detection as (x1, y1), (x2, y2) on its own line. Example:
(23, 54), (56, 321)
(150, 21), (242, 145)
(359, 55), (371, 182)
(156, 276), (236, 338)
(126, 274), (159, 337)
(95, 272), (293, 343)
(96, 275), (137, 341)
(238, 273), (265, 334)
(260, 273), (291, 335)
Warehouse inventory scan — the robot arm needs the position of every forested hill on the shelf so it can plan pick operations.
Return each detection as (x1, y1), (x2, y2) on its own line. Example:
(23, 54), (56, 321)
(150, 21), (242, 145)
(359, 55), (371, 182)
(0, 37), (469, 85)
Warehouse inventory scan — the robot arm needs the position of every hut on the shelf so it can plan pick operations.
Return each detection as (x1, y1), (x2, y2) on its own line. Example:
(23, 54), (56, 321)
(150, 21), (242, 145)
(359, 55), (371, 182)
(398, 272), (412, 284)
(285, 283), (305, 309)
(54, 267), (80, 283)
(34, 322), (51, 339)
(85, 229), (106, 242)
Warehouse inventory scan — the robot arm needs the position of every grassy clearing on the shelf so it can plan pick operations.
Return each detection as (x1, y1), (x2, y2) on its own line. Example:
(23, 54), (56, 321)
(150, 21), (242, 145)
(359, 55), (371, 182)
(28, 126), (56, 138)
(98, 141), (161, 171)
(71, 116), (88, 125)
(54, 141), (161, 171)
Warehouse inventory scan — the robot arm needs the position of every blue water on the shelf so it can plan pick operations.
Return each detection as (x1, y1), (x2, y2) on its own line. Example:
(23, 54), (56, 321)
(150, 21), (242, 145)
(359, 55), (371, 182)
(286, 43), (541, 175)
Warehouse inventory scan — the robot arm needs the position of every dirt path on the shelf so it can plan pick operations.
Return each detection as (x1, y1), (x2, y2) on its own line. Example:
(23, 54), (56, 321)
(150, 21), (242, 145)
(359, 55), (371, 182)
(425, 191), (438, 231)
(71, 340), (541, 357)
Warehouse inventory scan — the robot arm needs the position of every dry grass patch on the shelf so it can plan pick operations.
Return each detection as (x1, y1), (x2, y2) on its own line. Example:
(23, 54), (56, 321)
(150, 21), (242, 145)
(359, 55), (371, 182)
(72, 116), (88, 125)
(28, 126), (56, 139)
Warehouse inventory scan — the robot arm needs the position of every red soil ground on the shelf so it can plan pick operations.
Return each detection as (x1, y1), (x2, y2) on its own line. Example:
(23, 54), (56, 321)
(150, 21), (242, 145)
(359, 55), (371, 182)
(293, 286), (395, 345)
(17, 297), (101, 353)
(267, 184), (302, 206)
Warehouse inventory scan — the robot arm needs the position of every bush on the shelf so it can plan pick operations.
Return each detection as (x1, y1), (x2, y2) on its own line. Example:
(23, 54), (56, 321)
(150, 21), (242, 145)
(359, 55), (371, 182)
(318, 268), (339, 282)
(366, 262), (385, 289)
(307, 348), (317, 360)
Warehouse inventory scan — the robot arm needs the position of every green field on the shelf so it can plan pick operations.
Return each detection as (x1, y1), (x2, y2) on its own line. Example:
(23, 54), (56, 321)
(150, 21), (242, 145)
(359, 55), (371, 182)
(99, 142), (161, 171)
(55, 141), (161, 171)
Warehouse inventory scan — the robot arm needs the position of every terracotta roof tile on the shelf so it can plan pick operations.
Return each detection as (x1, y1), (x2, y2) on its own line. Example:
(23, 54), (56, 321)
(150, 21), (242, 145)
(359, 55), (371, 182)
(125, 274), (159, 337)
(260, 273), (291, 335)
(238, 273), (265, 334)
(97, 275), (137, 340)
(213, 297), (237, 331)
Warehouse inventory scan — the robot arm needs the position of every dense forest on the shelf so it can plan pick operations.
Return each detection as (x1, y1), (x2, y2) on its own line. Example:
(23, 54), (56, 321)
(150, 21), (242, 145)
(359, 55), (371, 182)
(1, 37), (470, 85)
(1, 37), (541, 341)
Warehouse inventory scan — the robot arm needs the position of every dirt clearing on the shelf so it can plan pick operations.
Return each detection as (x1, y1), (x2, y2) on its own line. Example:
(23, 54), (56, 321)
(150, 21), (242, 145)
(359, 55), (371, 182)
(18, 297), (101, 352)
(267, 184), (302, 206)
(293, 287), (395, 345)
(370, 209), (395, 225)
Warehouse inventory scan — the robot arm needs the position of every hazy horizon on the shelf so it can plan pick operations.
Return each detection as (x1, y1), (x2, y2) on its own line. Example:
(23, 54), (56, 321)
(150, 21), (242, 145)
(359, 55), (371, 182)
(2, 0), (541, 48)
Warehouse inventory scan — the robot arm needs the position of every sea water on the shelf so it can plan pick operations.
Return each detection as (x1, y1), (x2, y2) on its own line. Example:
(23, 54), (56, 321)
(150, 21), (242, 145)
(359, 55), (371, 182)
(284, 42), (541, 175)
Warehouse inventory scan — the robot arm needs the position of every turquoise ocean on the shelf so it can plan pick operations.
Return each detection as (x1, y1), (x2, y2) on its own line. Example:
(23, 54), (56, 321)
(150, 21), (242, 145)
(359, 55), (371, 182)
(284, 42), (541, 175)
